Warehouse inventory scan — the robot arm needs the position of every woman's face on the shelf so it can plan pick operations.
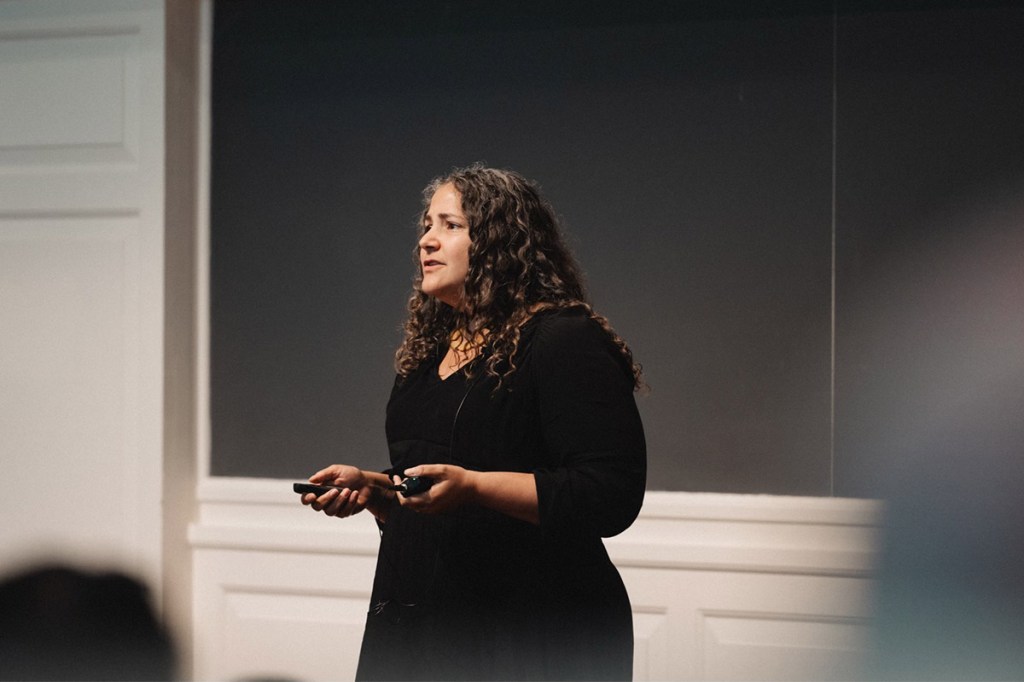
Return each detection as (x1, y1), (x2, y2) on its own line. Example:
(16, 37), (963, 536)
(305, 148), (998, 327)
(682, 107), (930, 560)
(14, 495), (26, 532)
(419, 182), (471, 308)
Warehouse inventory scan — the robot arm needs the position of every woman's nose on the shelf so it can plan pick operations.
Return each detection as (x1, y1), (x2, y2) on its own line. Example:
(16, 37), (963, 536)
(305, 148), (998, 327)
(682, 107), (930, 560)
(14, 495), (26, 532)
(419, 227), (438, 251)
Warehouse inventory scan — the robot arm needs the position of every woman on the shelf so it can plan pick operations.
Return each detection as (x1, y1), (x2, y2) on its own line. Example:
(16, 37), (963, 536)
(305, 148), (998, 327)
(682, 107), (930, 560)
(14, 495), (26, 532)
(300, 165), (646, 681)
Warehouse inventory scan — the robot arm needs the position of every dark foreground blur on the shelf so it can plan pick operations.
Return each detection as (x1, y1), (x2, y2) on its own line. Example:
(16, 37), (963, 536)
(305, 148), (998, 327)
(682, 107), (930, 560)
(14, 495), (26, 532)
(0, 563), (176, 681)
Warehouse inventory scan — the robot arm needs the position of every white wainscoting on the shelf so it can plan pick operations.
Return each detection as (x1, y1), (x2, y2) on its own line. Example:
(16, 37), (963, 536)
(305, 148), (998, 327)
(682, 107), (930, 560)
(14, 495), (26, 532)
(191, 479), (882, 682)
(0, 0), (165, 584)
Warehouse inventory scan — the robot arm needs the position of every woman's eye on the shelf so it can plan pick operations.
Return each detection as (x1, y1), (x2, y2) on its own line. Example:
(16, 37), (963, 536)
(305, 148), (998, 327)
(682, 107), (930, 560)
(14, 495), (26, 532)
(447, 222), (462, 230)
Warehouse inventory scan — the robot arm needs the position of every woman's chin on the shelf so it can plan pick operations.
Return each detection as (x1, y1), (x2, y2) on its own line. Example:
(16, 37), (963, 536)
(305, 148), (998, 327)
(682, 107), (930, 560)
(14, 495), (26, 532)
(424, 287), (462, 309)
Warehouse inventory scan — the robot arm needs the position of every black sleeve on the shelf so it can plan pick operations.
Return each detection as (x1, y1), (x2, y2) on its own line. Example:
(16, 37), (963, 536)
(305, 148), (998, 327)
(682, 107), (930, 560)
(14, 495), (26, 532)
(530, 311), (647, 539)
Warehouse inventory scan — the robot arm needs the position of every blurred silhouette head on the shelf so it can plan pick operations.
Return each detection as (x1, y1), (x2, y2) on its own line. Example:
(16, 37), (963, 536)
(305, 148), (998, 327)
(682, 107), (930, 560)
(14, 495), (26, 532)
(0, 563), (176, 681)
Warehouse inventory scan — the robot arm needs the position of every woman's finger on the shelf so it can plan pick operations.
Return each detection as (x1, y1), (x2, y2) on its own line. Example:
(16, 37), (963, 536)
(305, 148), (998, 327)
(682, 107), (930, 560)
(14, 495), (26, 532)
(403, 464), (446, 479)
(310, 487), (339, 512)
(323, 488), (352, 516)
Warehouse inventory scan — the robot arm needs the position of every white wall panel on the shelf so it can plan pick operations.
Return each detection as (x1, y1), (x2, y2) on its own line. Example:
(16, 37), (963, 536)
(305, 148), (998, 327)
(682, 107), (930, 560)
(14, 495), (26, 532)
(0, 32), (137, 156)
(701, 611), (866, 681)
(632, 609), (672, 680)
(193, 545), (377, 682)
(0, 217), (142, 566)
(0, 0), (159, 215)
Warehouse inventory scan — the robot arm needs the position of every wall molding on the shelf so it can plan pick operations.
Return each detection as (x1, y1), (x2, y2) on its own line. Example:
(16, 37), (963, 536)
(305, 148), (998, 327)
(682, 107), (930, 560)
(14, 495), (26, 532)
(191, 478), (882, 681)
(192, 478), (882, 574)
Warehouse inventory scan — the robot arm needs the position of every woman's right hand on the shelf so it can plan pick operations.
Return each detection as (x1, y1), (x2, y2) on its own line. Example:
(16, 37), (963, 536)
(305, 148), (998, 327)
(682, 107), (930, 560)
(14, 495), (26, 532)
(301, 464), (395, 521)
(301, 464), (372, 518)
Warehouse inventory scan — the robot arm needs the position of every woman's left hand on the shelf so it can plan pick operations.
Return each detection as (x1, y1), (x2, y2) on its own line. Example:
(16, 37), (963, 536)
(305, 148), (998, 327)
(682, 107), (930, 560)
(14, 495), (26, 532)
(395, 464), (540, 524)
(393, 464), (478, 514)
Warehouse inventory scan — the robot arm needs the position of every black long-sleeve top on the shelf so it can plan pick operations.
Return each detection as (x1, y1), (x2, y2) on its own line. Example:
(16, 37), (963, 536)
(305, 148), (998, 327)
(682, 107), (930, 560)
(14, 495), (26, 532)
(356, 306), (647, 681)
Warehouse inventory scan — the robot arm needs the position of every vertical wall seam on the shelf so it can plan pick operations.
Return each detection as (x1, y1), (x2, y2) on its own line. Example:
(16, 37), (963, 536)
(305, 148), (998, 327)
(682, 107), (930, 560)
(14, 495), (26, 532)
(830, 1), (839, 497)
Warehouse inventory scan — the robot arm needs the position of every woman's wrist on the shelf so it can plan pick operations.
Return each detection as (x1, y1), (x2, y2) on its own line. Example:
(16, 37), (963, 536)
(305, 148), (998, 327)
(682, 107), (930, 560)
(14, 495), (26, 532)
(364, 470), (400, 521)
(363, 470), (393, 488)
(463, 469), (482, 506)
(365, 486), (395, 523)
(465, 470), (539, 525)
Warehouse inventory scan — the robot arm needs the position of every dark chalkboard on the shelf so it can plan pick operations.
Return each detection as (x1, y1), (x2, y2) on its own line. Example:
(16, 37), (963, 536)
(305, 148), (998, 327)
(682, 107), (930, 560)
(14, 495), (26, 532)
(210, 1), (1024, 496)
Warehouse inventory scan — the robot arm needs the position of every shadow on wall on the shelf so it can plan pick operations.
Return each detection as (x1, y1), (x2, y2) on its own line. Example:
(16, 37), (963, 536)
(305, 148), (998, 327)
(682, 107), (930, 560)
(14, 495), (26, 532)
(0, 563), (177, 681)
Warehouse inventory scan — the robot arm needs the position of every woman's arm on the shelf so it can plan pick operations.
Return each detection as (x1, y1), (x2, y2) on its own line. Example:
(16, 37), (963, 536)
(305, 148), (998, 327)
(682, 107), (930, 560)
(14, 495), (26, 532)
(529, 311), (647, 538)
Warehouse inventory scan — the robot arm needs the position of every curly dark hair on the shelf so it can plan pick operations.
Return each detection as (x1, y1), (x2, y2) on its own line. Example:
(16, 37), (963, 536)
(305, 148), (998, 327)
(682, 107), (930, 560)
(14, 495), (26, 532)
(395, 164), (642, 390)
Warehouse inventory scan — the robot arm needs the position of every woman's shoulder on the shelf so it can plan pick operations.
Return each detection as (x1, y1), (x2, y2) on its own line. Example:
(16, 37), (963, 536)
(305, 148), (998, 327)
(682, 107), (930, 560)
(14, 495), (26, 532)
(519, 304), (635, 389)
(525, 305), (599, 341)
(521, 304), (621, 364)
